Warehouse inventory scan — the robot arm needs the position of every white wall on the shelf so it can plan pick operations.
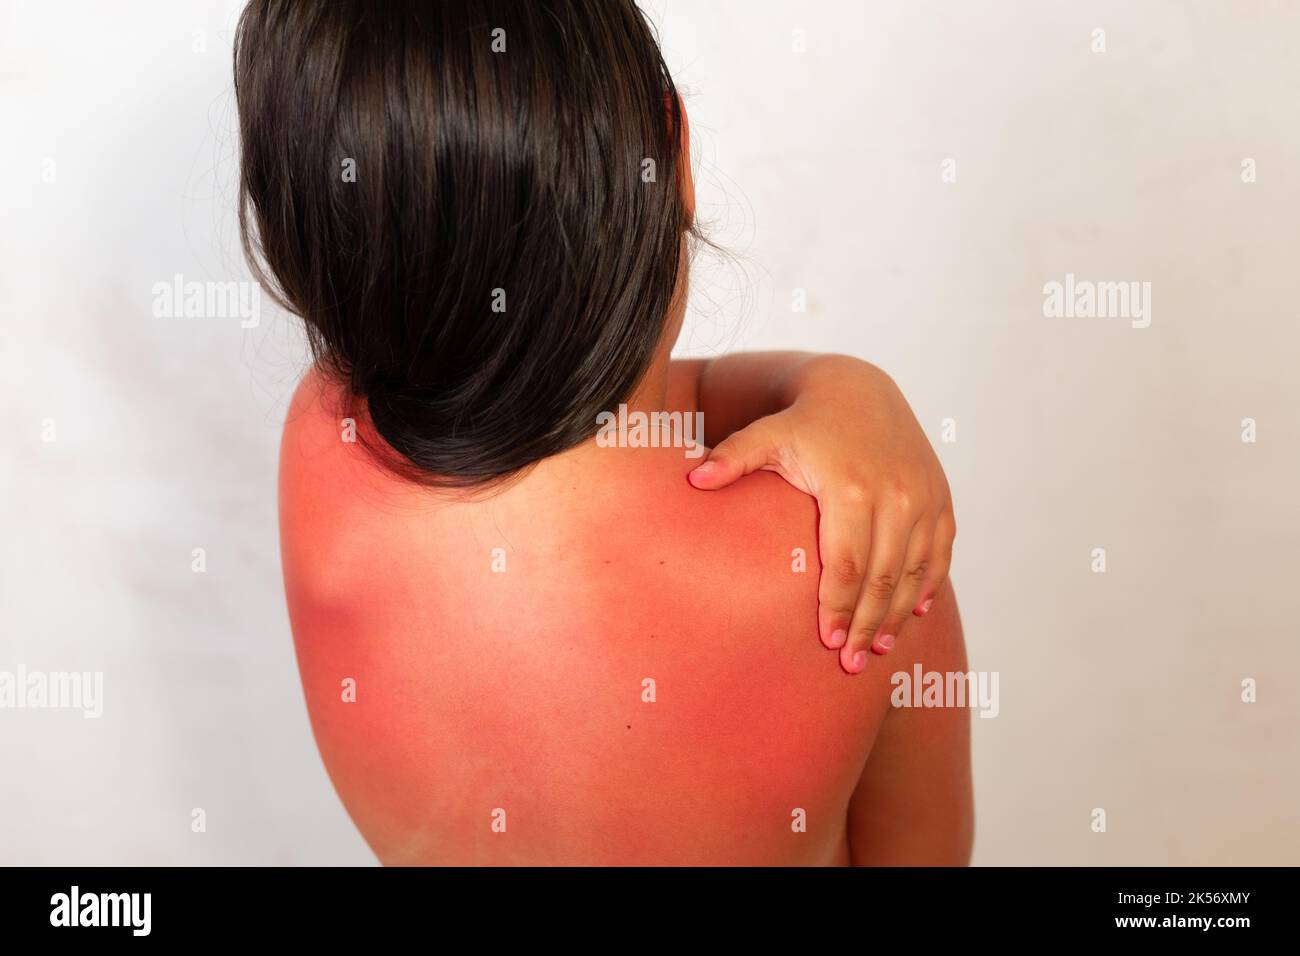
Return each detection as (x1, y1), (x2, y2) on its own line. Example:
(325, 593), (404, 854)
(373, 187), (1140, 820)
(1, 0), (1296, 865)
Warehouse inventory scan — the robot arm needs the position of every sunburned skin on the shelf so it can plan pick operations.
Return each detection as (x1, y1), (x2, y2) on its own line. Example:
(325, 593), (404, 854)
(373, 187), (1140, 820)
(280, 366), (973, 866)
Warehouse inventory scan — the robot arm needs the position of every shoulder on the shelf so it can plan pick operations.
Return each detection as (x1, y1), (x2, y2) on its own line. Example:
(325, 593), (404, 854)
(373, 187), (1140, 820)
(277, 366), (386, 607)
(281, 364), (346, 461)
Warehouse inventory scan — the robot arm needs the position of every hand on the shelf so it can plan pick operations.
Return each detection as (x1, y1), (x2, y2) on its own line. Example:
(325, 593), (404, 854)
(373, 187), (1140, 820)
(687, 356), (955, 674)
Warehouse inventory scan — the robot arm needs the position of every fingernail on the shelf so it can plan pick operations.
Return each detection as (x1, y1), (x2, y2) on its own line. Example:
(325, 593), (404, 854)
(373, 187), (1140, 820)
(872, 634), (895, 654)
(913, 598), (933, 617)
(686, 462), (717, 487)
(828, 628), (847, 649)
(843, 649), (867, 674)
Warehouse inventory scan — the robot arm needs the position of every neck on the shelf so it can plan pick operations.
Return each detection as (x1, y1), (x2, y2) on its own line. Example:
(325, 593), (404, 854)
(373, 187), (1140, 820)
(512, 271), (689, 491)
(362, 246), (690, 501)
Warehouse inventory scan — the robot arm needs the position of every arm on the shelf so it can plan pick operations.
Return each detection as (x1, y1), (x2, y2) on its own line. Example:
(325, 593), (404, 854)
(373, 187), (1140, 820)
(673, 351), (879, 444)
(669, 353), (957, 673)
(846, 580), (974, 865)
(670, 351), (816, 445)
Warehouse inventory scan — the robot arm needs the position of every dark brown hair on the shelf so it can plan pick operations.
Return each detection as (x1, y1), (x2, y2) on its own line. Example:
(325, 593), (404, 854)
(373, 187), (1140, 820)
(233, 0), (689, 486)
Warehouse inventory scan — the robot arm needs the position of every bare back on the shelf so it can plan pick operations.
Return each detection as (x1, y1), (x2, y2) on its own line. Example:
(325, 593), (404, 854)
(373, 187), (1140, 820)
(279, 368), (971, 865)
